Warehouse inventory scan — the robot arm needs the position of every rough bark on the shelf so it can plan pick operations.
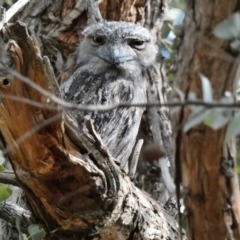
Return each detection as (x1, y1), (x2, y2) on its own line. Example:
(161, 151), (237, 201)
(0, 20), (181, 240)
(16, 0), (168, 84)
(175, 1), (240, 239)
(17, 1), (175, 200)
(0, 0), (179, 239)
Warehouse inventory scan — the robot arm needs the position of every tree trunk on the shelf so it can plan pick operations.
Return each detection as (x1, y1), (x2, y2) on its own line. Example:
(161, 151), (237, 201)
(0, 0), (180, 239)
(175, 0), (240, 239)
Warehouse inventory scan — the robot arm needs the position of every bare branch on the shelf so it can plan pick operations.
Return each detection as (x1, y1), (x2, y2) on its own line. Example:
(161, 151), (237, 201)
(0, 65), (239, 115)
(0, 93), (58, 110)
(0, 171), (18, 186)
(0, 201), (32, 232)
(128, 139), (144, 179)
(1, 66), (240, 112)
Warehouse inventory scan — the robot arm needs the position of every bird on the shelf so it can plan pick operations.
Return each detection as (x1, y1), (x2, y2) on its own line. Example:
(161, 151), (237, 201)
(60, 21), (159, 169)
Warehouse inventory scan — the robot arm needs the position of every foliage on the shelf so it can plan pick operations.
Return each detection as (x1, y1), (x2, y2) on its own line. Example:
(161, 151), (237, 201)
(0, 151), (5, 172)
(28, 224), (46, 240)
(214, 12), (240, 51)
(161, 3), (185, 83)
(0, 151), (12, 202)
(16, 218), (46, 240)
(182, 12), (240, 142)
(0, 184), (12, 202)
(182, 74), (236, 140)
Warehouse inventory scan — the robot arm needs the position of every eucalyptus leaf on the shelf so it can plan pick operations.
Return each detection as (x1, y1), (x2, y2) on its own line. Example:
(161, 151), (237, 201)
(165, 8), (184, 24)
(184, 108), (208, 132)
(16, 218), (24, 240)
(214, 12), (240, 39)
(188, 91), (197, 100)
(0, 151), (5, 165)
(221, 92), (234, 102)
(0, 157), (4, 165)
(28, 224), (46, 240)
(0, 165), (5, 173)
(0, 184), (12, 202)
(225, 112), (240, 142)
(170, 106), (181, 114)
(187, 92), (199, 112)
(204, 109), (231, 130)
(161, 21), (172, 38)
(173, 25), (183, 37)
(199, 74), (212, 102)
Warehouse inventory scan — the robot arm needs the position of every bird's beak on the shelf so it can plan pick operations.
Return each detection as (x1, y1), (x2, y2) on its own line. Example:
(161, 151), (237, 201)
(98, 46), (135, 64)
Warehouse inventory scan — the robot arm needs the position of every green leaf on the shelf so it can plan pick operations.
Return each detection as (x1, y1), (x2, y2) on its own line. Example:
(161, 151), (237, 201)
(165, 8), (184, 23)
(173, 25), (183, 37)
(0, 184), (12, 202)
(28, 224), (46, 240)
(225, 112), (240, 142)
(214, 12), (240, 39)
(188, 91), (197, 102)
(184, 108), (208, 132)
(16, 218), (24, 240)
(204, 93), (233, 130)
(161, 21), (172, 38)
(0, 151), (5, 165)
(199, 74), (212, 102)
(0, 165), (6, 173)
(204, 109), (231, 130)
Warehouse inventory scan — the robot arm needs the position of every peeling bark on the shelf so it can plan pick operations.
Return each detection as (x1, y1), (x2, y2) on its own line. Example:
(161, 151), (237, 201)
(0, 0), (180, 239)
(0, 20), (181, 240)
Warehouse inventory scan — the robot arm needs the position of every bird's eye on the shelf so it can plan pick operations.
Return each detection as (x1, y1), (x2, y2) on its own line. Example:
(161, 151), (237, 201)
(91, 36), (105, 46)
(129, 40), (146, 50)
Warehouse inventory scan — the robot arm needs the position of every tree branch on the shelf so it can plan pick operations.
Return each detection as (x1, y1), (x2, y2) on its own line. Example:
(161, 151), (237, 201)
(0, 65), (239, 112)
(0, 201), (32, 232)
(0, 171), (18, 186)
(0, 20), (183, 240)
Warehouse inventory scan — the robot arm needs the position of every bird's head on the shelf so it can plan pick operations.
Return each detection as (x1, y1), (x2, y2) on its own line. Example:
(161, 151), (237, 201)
(77, 21), (159, 75)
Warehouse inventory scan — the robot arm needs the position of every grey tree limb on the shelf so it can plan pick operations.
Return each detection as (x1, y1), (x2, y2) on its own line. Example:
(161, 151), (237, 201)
(0, 172), (18, 186)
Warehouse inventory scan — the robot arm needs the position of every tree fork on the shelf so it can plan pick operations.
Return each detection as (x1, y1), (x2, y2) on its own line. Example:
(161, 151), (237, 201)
(0, 21), (181, 240)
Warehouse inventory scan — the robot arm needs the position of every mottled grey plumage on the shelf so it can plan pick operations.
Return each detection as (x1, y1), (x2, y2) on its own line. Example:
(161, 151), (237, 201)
(61, 21), (159, 168)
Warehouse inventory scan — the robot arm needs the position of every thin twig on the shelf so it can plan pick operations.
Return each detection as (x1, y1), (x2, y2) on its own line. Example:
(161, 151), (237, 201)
(0, 93), (59, 110)
(128, 139), (144, 179)
(1, 67), (240, 112)
(0, 201), (32, 231)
